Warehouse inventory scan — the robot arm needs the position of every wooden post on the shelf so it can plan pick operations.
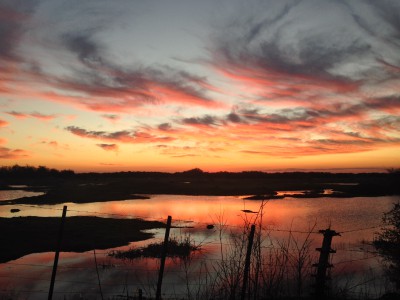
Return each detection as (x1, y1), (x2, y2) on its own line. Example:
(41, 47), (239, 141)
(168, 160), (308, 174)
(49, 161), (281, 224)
(93, 248), (104, 300)
(156, 215), (172, 300)
(48, 205), (67, 300)
(313, 228), (340, 299)
(138, 288), (143, 300)
(241, 224), (256, 300)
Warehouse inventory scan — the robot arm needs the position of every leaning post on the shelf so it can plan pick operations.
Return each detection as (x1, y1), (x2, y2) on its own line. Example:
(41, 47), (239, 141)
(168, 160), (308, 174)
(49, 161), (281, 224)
(241, 224), (256, 300)
(48, 205), (67, 300)
(156, 215), (172, 300)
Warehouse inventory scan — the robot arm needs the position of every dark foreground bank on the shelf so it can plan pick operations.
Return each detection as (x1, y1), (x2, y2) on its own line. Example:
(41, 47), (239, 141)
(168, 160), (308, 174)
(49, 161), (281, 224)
(0, 216), (165, 263)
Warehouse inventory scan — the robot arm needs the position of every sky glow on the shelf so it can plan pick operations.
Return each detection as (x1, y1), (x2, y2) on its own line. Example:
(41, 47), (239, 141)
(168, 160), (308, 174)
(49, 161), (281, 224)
(0, 0), (399, 172)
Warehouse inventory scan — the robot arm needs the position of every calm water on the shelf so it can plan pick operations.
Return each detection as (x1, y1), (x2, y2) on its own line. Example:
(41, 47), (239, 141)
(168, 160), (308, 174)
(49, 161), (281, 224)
(0, 189), (44, 201)
(0, 190), (398, 299)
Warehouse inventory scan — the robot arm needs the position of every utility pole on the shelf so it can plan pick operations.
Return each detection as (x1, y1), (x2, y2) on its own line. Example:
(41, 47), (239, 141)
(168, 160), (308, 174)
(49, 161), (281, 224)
(156, 215), (172, 300)
(313, 228), (340, 299)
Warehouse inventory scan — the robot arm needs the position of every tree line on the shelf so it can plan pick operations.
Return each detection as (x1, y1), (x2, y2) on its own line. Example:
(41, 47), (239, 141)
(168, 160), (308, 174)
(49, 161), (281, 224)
(0, 165), (75, 178)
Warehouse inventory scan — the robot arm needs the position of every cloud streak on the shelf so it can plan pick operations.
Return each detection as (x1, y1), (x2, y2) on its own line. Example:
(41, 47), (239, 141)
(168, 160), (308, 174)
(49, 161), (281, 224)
(7, 111), (57, 120)
(0, 147), (30, 159)
(65, 126), (174, 144)
(96, 143), (119, 152)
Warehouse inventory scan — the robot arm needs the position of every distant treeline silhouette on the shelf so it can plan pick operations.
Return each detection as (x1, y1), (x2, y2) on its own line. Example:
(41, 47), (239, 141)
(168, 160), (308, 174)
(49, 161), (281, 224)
(1, 165), (400, 180)
(0, 165), (75, 179)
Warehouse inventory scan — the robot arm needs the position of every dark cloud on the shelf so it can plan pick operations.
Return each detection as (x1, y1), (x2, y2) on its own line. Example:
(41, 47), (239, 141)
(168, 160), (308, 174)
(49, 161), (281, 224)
(53, 33), (218, 109)
(96, 143), (118, 152)
(226, 112), (243, 123)
(65, 126), (174, 143)
(367, 0), (400, 39)
(62, 33), (104, 67)
(315, 139), (372, 146)
(101, 114), (120, 121)
(181, 115), (220, 127)
(158, 123), (172, 131)
(0, 1), (36, 61)
(211, 0), (400, 88)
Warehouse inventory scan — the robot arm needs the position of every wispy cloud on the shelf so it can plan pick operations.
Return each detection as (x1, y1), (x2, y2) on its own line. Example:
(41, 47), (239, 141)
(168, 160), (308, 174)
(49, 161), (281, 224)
(96, 143), (119, 152)
(65, 126), (174, 144)
(42, 32), (221, 112)
(181, 115), (221, 127)
(7, 111), (57, 121)
(0, 2), (35, 63)
(0, 147), (30, 159)
(0, 4), (221, 115)
(101, 114), (120, 122)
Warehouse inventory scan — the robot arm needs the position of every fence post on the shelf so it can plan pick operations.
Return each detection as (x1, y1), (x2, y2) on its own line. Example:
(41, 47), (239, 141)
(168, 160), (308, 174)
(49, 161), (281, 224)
(241, 224), (256, 300)
(48, 205), (67, 300)
(93, 248), (104, 300)
(313, 228), (340, 299)
(156, 215), (172, 300)
(138, 288), (143, 300)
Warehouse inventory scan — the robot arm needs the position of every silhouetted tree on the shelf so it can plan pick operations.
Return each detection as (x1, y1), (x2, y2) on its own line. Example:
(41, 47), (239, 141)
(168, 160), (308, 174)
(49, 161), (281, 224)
(0, 164), (75, 179)
(179, 168), (204, 176)
(387, 168), (400, 175)
(374, 202), (400, 290)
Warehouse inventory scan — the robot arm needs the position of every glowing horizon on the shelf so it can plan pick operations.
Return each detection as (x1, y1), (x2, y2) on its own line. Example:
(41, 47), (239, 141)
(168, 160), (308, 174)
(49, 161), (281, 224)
(1, 1), (399, 172)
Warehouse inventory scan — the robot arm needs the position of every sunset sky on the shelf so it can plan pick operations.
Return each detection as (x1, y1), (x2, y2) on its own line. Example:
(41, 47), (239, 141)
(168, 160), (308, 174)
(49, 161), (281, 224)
(1, 0), (399, 172)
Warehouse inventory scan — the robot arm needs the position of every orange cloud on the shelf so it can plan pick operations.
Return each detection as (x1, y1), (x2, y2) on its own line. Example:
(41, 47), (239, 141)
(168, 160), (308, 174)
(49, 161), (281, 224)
(0, 147), (30, 159)
(0, 119), (9, 127)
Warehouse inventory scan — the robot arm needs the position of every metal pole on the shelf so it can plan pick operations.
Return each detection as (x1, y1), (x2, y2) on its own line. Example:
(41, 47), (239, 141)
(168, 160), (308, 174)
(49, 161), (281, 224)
(241, 224), (256, 300)
(48, 205), (67, 300)
(156, 215), (172, 300)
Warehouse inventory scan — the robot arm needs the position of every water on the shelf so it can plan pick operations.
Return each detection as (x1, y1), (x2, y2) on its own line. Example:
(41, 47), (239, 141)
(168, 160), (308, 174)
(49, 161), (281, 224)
(0, 189), (44, 202)
(0, 191), (398, 299)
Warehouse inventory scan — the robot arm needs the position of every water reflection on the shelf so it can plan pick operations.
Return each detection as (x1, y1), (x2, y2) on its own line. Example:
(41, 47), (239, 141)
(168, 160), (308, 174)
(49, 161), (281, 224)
(0, 189), (44, 201)
(0, 194), (398, 299)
